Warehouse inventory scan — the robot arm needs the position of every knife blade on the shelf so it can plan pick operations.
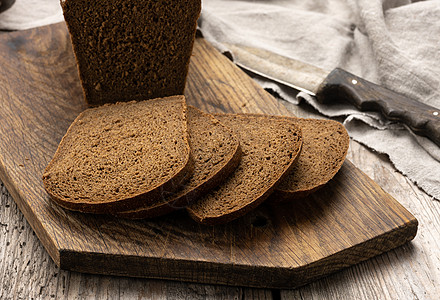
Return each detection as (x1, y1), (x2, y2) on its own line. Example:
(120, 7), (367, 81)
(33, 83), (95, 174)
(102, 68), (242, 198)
(226, 43), (440, 147)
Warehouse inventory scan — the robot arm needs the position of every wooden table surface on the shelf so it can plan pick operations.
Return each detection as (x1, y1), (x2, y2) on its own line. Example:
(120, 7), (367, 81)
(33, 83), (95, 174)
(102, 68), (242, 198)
(0, 88), (439, 299)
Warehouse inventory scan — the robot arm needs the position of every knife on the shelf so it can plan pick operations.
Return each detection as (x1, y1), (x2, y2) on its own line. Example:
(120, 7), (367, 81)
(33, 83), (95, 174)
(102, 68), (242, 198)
(226, 43), (440, 147)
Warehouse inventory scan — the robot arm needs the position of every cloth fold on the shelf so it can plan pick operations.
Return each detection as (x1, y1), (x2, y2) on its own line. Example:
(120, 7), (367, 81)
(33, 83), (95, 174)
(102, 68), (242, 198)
(199, 0), (440, 200)
(0, 0), (63, 30)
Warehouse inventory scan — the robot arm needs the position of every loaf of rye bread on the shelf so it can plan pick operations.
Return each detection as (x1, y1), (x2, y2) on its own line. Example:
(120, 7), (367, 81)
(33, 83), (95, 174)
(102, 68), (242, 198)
(42, 96), (193, 214)
(271, 117), (349, 202)
(61, 0), (201, 106)
(187, 113), (302, 225)
(116, 106), (242, 219)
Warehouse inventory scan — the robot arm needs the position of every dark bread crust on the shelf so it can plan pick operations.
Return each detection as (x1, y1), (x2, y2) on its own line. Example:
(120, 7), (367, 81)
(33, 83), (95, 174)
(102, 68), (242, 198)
(116, 106), (242, 219)
(271, 117), (349, 203)
(44, 158), (194, 214)
(42, 96), (193, 214)
(61, 0), (201, 106)
(187, 113), (303, 225)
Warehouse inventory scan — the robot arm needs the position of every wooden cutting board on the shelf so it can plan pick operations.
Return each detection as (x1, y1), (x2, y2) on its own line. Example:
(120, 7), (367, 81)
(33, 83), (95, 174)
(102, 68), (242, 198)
(0, 22), (417, 289)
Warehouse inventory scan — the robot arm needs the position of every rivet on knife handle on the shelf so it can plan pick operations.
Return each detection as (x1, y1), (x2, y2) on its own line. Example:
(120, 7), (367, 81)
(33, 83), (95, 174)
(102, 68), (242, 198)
(316, 68), (440, 147)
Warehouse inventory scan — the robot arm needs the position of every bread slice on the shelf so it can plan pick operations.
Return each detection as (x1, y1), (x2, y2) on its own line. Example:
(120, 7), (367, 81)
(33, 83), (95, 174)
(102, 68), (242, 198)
(116, 106), (242, 219)
(187, 113), (302, 225)
(42, 96), (192, 214)
(271, 117), (349, 202)
(61, 0), (201, 106)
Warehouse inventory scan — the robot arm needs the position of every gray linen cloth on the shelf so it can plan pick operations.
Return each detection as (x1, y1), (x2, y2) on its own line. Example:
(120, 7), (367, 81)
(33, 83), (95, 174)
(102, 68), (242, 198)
(0, 0), (63, 30)
(1, 0), (439, 200)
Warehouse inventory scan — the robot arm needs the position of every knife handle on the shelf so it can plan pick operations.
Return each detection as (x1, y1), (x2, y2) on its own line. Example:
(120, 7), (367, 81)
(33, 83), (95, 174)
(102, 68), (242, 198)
(316, 68), (440, 147)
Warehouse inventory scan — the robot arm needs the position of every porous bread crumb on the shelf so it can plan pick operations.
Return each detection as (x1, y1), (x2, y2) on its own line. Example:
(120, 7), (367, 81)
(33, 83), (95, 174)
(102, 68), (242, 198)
(116, 106), (242, 219)
(187, 113), (302, 225)
(42, 96), (192, 214)
(61, 0), (201, 106)
(272, 117), (349, 201)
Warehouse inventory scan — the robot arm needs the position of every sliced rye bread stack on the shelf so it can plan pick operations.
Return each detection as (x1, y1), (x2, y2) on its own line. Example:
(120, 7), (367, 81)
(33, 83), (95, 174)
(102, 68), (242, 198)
(115, 106), (242, 219)
(187, 113), (303, 225)
(42, 96), (193, 214)
(271, 117), (350, 202)
(43, 100), (348, 223)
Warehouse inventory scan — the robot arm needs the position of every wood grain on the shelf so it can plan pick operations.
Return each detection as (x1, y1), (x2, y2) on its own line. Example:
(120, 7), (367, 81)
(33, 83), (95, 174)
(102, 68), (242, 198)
(0, 184), (261, 299)
(2, 141), (438, 299)
(0, 22), (417, 289)
(281, 101), (440, 299)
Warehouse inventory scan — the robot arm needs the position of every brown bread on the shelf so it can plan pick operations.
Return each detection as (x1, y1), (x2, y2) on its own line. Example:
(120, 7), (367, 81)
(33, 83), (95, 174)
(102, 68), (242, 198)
(61, 0), (201, 106)
(272, 118), (349, 202)
(187, 113), (302, 225)
(42, 96), (192, 214)
(116, 106), (242, 219)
